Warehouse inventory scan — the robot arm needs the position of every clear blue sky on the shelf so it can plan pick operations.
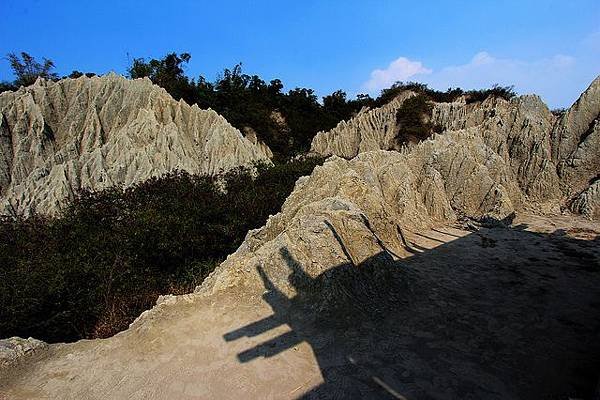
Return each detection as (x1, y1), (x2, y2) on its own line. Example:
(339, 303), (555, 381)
(1, 0), (599, 108)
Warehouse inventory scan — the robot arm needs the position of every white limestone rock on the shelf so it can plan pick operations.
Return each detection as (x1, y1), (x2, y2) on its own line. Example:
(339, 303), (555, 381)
(0, 74), (272, 216)
(310, 91), (416, 159)
(571, 180), (600, 220)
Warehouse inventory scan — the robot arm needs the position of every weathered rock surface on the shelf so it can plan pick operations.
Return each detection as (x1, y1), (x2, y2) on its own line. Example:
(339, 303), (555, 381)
(552, 76), (600, 190)
(0, 74), (272, 216)
(202, 134), (527, 298)
(310, 91), (416, 158)
(571, 179), (600, 219)
(310, 76), (600, 218)
(0, 337), (46, 367)
(432, 95), (562, 201)
(242, 126), (274, 159)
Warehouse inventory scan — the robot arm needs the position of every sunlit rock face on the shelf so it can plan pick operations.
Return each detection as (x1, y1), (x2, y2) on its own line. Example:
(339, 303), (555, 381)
(310, 91), (416, 159)
(552, 76), (600, 195)
(309, 76), (600, 218)
(0, 74), (272, 216)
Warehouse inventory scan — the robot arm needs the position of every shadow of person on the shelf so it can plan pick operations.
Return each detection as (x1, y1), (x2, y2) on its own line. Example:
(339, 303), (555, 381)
(224, 222), (600, 399)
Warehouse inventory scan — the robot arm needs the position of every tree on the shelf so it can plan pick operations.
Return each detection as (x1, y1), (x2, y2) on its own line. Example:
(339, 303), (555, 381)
(0, 81), (16, 93)
(7, 52), (58, 87)
(127, 52), (193, 101)
(66, 70), (96, 79)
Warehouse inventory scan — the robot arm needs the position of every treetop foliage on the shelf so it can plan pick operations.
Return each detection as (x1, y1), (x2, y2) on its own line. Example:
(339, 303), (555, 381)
(378, 81), (516, 106)
(7, 52), (58, 87)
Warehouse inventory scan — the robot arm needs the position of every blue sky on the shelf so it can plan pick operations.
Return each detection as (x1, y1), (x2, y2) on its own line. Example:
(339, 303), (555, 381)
(1, 0), (599, 108)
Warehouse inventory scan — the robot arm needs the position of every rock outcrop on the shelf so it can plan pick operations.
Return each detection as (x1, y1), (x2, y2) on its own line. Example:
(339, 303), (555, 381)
(310, 76), (600, 218)
(431, 95), (563, 201)
(571, 179), (600, 220)
(552, 76), (600, 188)
(310, 91), (416, 158)
(0, 337), (46, 368)
(202, 130), (530, 298)
(0, 74), (272, 216)
(551, 78), (600, 220)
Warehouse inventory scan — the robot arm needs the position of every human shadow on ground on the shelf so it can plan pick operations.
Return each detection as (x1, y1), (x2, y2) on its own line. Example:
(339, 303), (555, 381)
(225, 222), (600, 399)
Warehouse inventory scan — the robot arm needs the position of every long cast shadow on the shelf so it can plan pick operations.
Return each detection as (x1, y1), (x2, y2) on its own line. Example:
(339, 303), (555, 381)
(225, 222), (600, 399)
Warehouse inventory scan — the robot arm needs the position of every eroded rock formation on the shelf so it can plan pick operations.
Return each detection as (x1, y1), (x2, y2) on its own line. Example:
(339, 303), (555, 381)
(1, 78), (600, 399)
(203, 130), (535, 298)
(0, 74), (272, 216)
(571, 179), (600, 219)
(311, 77), (600, 215)
(310, 91), (416, 158)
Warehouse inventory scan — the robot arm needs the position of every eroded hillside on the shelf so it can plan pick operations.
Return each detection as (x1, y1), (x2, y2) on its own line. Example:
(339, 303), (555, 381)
(1, 77), (599, 399)
(0, 74), (272, 216)
(311, 76), (600, 219)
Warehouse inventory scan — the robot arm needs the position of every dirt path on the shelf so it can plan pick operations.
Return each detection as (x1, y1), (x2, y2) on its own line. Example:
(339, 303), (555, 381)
(1, 213), (599, 399)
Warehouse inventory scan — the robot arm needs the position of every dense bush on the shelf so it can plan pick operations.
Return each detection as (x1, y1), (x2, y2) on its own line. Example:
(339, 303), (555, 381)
(0, 81), (16, 93)
(0, 158), (324, 343)
(377, 81), (516, 106)
(65, 71), (97, 79)
(464, 84), (516, 104)
(395, 94), (434, 145)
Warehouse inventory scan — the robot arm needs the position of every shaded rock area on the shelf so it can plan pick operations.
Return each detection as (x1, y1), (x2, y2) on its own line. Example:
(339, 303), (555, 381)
(0, 74), (272, 216)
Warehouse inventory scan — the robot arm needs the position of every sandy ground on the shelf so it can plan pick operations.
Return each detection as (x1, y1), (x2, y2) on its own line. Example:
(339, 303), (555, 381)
(1, 212), (599, 399)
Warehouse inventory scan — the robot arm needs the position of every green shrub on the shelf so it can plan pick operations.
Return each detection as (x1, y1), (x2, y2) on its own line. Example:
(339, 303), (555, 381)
(395, 94), (433, 145)
(376, 81), (515, 106)
(464, 84), (516, 104)
(0, 158), (323, 343)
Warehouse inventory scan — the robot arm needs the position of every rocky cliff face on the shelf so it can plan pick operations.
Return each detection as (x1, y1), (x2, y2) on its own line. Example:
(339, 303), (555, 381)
(202, 132), (529, 298)
(310, 76), (600, 218)
(0, 74), (272, 216)
(552, 77), (600, 200)
(431, 94), (562, 201)
(310, 91), (416, 158)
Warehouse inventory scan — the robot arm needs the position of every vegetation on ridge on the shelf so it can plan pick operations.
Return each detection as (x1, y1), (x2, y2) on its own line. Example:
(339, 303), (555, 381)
(2, 52), (518, 158)
(127, 53), (374, 158)
(388, 82), (516, 146)
(0, 157), (324, 343)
